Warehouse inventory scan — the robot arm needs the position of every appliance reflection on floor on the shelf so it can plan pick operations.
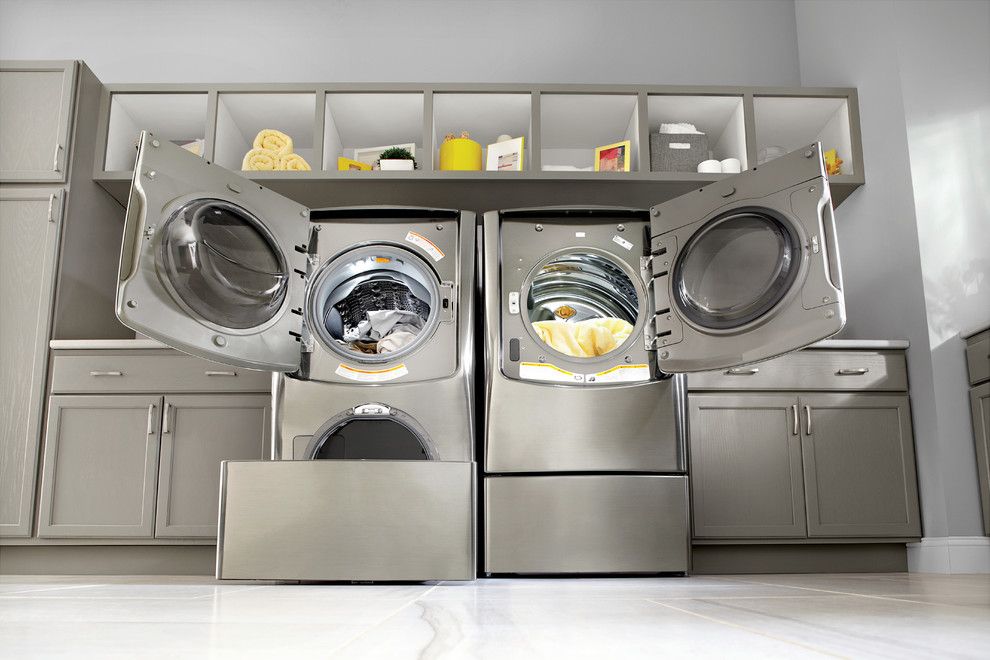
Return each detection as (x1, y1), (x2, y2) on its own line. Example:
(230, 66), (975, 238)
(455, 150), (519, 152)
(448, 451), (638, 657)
(1, 574), (989, 658)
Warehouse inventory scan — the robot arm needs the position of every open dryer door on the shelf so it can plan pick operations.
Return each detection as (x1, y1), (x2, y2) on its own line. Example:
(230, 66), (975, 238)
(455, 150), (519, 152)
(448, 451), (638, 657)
(648, 143), (844, 373)
(116, 131), (309, 371)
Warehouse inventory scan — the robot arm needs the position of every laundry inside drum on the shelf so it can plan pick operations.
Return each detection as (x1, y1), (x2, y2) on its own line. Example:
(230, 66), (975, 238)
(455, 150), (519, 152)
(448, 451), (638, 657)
(526, 252), (638, 358)
(312, 248), (439, 361)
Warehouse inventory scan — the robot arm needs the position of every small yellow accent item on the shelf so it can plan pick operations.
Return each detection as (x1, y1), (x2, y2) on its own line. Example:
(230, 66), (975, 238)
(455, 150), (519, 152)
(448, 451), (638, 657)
(824, 149), (843, 176)
(337, 156), (372, 171)
(278, 153), (311, 171)
(241, 148), (279, 171)
(532, 318), (634, 358)
(438, 137), (482, 171)
(253, 129), (293, 155)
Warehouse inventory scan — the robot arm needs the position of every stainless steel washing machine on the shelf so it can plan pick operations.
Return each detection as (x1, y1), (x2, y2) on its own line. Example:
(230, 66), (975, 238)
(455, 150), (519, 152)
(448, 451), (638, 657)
(483, 144), (844, 574)
(116, 132), (475, 581)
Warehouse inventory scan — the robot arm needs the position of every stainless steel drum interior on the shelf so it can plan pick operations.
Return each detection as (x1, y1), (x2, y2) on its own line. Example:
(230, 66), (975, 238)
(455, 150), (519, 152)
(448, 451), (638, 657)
(672, 209), (802, 331)
(156, 198), (289, 330)
(527, 252), (639, 324)
(307, 244), (441, 363)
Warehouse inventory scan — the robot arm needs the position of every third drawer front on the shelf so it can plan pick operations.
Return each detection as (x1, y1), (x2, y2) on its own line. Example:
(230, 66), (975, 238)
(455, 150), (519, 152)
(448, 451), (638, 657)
(687, 350), (908, 392)
(50, 352), (272, 393)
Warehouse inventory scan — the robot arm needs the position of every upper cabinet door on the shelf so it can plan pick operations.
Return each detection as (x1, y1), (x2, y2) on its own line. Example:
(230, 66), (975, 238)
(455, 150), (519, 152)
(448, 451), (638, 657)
(117, 132), (308, 372)
(648, 143), (844, 373)
(0, 61), (76, 182)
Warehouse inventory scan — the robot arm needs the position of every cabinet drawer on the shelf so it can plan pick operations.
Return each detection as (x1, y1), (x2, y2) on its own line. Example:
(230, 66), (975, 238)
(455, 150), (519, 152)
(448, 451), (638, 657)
(51, 352), (271, 393)
(966, 330), (989, 385)
(688, 350), (907, 392)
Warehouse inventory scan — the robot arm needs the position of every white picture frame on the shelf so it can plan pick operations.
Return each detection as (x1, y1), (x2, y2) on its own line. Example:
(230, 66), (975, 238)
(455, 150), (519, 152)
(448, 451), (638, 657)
(353, 143), (417, 169)
(485, 137), (525, 172)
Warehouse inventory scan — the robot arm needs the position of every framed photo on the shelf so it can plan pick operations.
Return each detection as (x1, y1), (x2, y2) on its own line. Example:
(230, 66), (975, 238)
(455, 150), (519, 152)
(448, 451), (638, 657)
(353, 143), (416, 170)
(485, 137), (525, 172)
(594, 140), (631, 172)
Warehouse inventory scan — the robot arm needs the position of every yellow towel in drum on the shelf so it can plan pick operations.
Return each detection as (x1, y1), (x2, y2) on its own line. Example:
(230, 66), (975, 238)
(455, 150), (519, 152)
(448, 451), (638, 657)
(253, 129), (294, 155)
(532, 318), (634, 358)
(278, 153), (311, 171)
(241, 148), (279, 171)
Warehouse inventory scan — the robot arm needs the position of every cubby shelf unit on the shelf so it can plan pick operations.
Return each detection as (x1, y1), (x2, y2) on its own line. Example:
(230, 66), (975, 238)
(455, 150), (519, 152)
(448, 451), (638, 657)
(94, 84), (864, 209)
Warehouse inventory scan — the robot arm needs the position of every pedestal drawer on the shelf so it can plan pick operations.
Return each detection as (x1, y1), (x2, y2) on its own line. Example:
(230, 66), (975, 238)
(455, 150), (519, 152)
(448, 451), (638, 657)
(51, 351), (272, 393)
(688, 350), (907, 391)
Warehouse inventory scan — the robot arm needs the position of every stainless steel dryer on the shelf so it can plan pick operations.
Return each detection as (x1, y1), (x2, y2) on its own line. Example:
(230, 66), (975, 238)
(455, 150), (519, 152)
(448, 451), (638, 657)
(116, 132), (475, 581)
(483, 144), (844, 575)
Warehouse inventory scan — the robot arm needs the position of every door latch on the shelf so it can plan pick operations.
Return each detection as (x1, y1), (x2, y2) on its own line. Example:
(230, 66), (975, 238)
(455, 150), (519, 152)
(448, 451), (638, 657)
(353, 403), (390, 416)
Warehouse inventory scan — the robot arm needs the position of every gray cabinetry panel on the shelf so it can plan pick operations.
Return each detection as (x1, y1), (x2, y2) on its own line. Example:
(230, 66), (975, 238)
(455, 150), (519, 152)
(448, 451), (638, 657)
(0, 188), (63, 537)
(687, 351), (907, 392)
(970, 382), (990, 535)
(484, 475), (689, 574)
(0, 62), (76, 182)
(966, 330), (989, 386)
(156, 394), (270, 538)
(688, 394), (807, 538)
(800, 393), (921, 537)
(38, 395), (162, 538)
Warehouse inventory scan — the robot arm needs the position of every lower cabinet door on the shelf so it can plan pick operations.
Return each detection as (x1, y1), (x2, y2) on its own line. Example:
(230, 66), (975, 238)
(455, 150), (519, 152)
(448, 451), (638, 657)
(969, 383), (990, 535)
(38, 395), (162, 538)
(155, 394), (270, 538)
(800, 393), (921, 537)
(688, 393), (807, 538)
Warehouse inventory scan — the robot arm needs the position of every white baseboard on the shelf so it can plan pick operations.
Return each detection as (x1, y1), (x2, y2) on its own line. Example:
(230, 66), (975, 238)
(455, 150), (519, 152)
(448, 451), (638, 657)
(907, 536), (990, 573)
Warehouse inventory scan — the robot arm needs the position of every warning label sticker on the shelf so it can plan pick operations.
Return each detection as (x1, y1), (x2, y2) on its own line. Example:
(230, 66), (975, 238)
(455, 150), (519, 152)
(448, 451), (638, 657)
(588, 363), (651, 384)
(335, 363), (409, 382)
(612, 235), (633, 251)
(519, 362), (584, 384)
(405, 231), (445, 262)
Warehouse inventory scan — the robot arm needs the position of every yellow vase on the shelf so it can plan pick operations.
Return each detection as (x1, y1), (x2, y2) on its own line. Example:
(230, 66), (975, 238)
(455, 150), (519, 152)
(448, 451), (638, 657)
(438, 138), (482, 171)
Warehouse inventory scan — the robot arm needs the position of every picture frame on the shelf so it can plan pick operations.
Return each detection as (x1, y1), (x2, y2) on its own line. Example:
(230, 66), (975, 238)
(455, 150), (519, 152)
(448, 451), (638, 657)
(485, 136), (525, 172)
(353, 143), (416, 170)
(594, 140), (631, 172)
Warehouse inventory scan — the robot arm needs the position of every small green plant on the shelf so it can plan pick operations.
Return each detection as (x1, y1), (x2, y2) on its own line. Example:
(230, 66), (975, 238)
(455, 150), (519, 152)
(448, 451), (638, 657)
(378, 147), (416, 166)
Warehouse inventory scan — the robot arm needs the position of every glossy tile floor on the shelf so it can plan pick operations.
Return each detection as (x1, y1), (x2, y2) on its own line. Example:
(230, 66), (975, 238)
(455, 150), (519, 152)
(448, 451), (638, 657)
(1, 573), (989, 658)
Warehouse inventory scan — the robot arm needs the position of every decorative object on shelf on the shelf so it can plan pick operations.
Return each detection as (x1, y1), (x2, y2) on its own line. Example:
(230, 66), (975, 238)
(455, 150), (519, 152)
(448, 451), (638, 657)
(377, 146), (417, 171)
(354, 143), (417, 171)
(594, 140), (631, 172)
(174, 138), (205, 157)
(650, 123), (709, 172)
(720, 157), (741, 174)
(697, 159), (721, 174)
(757, 145), (786, 165)
(242, 129), (309, 171)
(824, 149), (843, 176)
(337, 157), (372, 171)
(253, 129), (293, 155)
(439, 131), (482, 171)
(485, 136), (525, 172)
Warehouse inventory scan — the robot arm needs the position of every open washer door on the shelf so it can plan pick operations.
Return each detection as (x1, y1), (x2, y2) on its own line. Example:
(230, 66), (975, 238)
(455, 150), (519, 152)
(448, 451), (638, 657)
(116, 131), (309, 372)
(648, 143), (844, 373)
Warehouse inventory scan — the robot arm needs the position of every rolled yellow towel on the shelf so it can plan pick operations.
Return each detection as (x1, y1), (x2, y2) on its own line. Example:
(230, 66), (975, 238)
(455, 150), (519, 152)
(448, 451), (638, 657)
(253, 129), (293, 155)
(278, 153), (311, 171)
(242, 148), (279, 171)
(532, 318), (634, 358)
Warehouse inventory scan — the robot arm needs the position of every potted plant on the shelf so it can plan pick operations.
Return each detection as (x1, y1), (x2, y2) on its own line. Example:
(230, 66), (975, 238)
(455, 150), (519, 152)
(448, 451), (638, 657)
(377, 146), (416, 171)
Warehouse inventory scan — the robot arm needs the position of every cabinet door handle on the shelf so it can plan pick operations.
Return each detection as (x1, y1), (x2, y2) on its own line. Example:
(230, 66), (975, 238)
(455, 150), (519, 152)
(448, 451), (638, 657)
(726, 367), (759, 375)
(89, 370), (123, 377)
(205, 370), (237, 377)
(804, 405), (812, 435)
(53, 144), (62, 172)
(162, 402), (171, 434)
(792, 404), (798, 435)
(47, 193), (56, 222)
(146, 403), (156, 435)
(836, 368), (869, 375)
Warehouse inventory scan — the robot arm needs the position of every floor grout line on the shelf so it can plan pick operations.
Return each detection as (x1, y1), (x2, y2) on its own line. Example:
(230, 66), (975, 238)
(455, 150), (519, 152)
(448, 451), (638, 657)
(645, 598), (847, 659)
(322, 583), (440, 657)
(0, 584), (101, 596)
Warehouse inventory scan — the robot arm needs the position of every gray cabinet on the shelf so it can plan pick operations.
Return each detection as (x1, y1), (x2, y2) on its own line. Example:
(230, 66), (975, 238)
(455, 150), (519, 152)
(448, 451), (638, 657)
(0, 61), (76, 182)
(0, 188), (63, 537)
(689, 394), (807, 538)
(800, 394), (921, 537)
(38, 395), (162, 538)
(971, 382), (990, 535)
(155, 394), (270, 538)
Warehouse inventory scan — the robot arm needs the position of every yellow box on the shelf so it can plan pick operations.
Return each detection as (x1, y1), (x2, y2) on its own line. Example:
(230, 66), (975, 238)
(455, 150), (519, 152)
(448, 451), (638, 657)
(438, 138), (482, 171)
(337, 157), (372, 171)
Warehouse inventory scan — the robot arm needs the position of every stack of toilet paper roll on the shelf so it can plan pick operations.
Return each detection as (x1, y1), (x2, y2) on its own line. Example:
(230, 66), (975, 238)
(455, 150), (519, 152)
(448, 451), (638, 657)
(698, 158), (741, 174)
(242, 129), (312, 171)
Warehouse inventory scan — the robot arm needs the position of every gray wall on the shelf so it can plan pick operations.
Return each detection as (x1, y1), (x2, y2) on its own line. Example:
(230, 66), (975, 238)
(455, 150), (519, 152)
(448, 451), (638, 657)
(0, 0), (800, 86)
(796, 0), (990, 538)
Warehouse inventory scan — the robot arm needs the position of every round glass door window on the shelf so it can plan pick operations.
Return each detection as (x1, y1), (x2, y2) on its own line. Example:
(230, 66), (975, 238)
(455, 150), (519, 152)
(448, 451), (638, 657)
(307, 418), (430, 460)
(308, 245), (441, 363)
(673, 210), (801, 330)
(158, 198), (288, 330)
(525, 251), (640, 358)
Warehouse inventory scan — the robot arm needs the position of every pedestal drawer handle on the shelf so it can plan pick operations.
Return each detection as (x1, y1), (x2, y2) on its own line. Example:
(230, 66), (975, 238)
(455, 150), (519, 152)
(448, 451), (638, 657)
(205, 370), (237, 377)
(146, 404), (156, 435)
(89, 371), (123, 377)
(726, 367), (759, 375)
(836, 368), (869, 375)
